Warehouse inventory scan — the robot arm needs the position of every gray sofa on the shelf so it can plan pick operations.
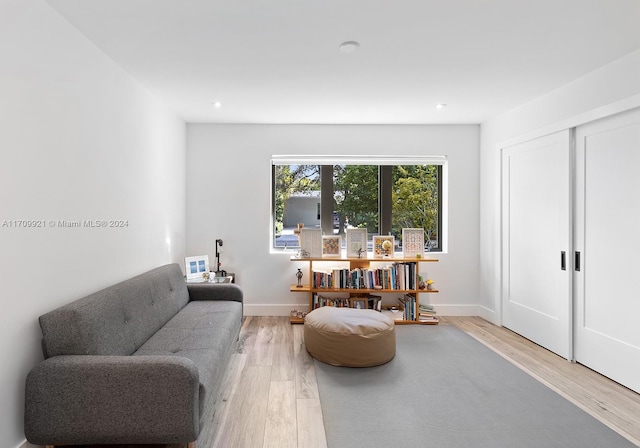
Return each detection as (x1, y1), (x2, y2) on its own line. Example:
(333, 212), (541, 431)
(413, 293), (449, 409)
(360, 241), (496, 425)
(24, 263), (243, 447)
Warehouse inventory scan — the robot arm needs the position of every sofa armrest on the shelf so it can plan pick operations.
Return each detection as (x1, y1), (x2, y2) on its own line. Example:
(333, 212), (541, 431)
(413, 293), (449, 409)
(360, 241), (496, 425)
(24, 355), (199, 446)
(187, 283), (243, 303)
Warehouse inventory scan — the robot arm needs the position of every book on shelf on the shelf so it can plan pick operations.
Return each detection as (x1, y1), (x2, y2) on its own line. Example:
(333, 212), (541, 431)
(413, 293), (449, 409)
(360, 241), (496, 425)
(418, 303), (436, 314)
(398, 294), (417, 320)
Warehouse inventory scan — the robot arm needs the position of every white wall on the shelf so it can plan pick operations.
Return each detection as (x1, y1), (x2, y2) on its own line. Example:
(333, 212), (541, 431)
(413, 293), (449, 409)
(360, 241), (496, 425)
(0, 2), (186, 447)
(187, 124), (480, 316)
(479, 49), (640, 324)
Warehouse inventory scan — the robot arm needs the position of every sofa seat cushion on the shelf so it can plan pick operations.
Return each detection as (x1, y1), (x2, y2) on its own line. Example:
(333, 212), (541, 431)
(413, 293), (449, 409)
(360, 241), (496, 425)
(134, 300), (242, 406)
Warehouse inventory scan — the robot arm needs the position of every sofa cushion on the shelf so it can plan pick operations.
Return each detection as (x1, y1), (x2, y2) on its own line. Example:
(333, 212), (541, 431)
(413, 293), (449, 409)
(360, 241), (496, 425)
(40, 264), (190, 358)
(133, 300), (242, 405)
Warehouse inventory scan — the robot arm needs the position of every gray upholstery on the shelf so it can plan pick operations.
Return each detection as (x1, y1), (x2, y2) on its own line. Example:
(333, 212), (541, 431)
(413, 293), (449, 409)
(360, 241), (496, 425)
(24, 263), (243, 446)
(39, 264), (190, 357)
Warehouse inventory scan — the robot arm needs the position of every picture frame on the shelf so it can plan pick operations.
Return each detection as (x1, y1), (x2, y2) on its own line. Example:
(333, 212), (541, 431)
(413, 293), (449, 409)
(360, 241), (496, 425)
(367, 294), (382, 311)
(185, 255), (210, 280)
(346, 228), (368, 258)
(373, 235), (395, 258)
(350, 297), (367, 310)
(299, 228), (322, 258)
(322, 235), (341, 257)
(402, 228), (425, 258)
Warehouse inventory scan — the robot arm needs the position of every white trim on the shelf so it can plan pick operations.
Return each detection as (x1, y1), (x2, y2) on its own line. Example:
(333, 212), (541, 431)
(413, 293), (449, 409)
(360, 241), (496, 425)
(433, 304), (484, 317)
(271, 154), (447, 166)
(476, 305), (500, 325)
(495, 94), (640, 151)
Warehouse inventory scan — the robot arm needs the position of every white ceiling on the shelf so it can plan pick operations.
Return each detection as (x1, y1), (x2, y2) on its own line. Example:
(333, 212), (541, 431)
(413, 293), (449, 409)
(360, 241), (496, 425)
(47, 0), (640, 124)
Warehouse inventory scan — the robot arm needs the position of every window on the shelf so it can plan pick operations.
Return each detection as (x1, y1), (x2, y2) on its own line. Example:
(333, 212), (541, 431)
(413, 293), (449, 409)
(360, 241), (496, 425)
(271, 155), (445, 252)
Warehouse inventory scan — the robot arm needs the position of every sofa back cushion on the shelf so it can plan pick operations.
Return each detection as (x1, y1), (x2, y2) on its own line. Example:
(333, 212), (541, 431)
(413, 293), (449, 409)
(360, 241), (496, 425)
(40, 264), (190, 358)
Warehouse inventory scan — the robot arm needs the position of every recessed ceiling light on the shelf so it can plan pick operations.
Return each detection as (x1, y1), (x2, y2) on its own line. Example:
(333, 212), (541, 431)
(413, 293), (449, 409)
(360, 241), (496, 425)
(339, 41), (360, 53)
(212, 101), (222, 109)
(436, 103), (447, 109)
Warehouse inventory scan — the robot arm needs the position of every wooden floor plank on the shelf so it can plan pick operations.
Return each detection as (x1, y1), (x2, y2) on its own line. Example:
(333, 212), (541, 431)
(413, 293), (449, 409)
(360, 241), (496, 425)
(262, 381), (297, 448)
(293, 324), (319, 400)
(201, 353), (247, 448)
(237, 316), (259, 354)
(211, 365), (272, 448)
(271, 317), (295, 381)
(249, 316), (277, 367)
(296, 398), (328, 448)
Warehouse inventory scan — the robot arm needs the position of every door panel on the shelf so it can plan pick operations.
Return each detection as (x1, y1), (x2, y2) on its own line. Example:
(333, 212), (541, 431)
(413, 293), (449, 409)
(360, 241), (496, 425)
(575, 108), (640, 393)
(502, 130), (572, 359)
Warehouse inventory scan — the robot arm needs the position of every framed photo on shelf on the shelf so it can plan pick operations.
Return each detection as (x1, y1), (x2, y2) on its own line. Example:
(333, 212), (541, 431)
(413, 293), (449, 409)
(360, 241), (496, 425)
(299, 228), (322, 258)
(350, 297), (367, 310)
(346, 228), (367, 258)
(402, 228), (425, 258)
(322, 235), (341, 257)
(367, 294), (382, 311)
(185, 255), (209, 280)
(373, 235), (395, 258)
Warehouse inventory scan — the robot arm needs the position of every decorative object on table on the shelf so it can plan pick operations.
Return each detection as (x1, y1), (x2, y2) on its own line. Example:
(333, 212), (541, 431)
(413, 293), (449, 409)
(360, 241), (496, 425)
(373, 235), (395, 258)
(426, 279), (435, 290)
(382, 239), (393, 257)
(296, 249), (310, 259)
(185, 255), (210, 279)
(214, 238), (227, 276)
(299, 228), (322, 258)
(296, 268), (304, 287)
(293, 223), (304, 243)
(322, 235), (341, 257)
(290, 309), (307, 319)
(346, 228), (367, 258)
(402, 228), (425, 258)
(202, 271), (211, 281)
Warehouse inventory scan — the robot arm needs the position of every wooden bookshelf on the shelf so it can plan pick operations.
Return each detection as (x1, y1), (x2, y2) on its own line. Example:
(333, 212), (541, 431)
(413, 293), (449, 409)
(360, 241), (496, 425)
(289, 255), (439, 325)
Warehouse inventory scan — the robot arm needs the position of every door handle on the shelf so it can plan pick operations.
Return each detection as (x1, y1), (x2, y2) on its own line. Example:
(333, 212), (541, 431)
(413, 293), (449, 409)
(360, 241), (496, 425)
(575, 251), (581, 272)
(561, 251), (566, 271)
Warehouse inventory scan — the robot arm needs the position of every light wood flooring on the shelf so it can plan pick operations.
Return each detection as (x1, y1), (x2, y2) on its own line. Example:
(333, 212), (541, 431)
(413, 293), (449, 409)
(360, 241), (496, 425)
(29, 316), (640, 448)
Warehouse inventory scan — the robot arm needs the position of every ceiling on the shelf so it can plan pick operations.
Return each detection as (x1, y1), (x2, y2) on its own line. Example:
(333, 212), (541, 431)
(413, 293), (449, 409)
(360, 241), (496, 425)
(47, 0), (640, 124)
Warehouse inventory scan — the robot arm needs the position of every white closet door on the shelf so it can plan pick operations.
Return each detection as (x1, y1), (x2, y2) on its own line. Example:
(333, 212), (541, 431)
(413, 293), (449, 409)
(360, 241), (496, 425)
(575, 108), (640, 393)
(502, 130), (572, 359)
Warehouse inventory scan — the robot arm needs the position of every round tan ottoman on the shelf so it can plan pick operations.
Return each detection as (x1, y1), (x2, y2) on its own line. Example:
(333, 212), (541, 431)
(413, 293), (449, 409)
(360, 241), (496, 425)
(304, 307), (396, 367)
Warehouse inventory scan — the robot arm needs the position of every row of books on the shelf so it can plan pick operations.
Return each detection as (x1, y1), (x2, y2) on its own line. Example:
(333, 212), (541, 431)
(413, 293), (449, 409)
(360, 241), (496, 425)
(391, 296), (438, 323)
(311, 262), (420, 290)
(312, 293), (382, 311)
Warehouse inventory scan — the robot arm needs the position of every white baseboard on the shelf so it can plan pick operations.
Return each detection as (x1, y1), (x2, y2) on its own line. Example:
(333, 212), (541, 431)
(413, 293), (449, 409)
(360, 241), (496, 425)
(431, 304), (482, 316)
(244, 303), (309, 316)
(16, 440), (38, 448)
